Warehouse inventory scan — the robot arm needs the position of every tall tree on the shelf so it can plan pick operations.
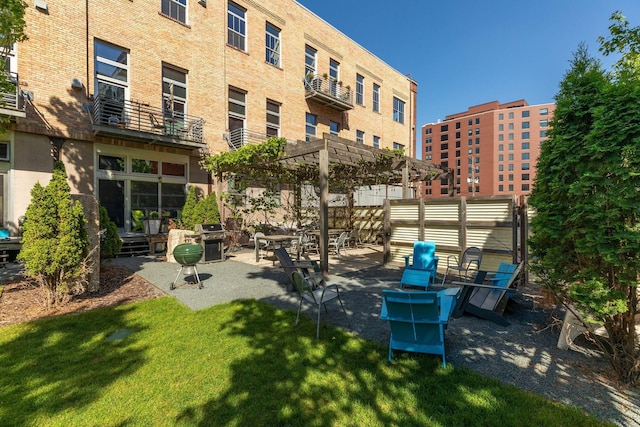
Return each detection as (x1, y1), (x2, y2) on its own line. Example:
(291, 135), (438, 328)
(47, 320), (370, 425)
(529, 29), (640, 383)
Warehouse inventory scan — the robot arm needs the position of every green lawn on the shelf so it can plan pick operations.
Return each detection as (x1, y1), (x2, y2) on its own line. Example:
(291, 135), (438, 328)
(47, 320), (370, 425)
(0, 296), (611, 426)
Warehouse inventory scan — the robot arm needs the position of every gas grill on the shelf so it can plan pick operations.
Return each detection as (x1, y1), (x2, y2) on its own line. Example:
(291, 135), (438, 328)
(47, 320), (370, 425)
(195, 223), (226, 263)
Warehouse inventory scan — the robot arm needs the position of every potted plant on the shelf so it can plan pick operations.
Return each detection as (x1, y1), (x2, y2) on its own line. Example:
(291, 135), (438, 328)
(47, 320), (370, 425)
(143, 211), (161, 235)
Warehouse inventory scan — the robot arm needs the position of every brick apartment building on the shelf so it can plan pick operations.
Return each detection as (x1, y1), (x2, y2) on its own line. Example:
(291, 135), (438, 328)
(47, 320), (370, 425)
(0, 0), (417, 234)
(421, 100), (555, 198)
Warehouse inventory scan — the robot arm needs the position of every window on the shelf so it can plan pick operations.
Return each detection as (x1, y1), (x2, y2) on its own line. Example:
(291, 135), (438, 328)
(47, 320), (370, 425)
(498, 113), (504, 120)
(498, 124), (504, 131)
(498, 144), (504, 151)
(475, 137), (480, 144)
(475, 128), (480, 135)
(265, 23), (281, 67)
(498, 134), (504, 141)
(522, 152), (530, 160)
(475, 118), (480, 124)
(372, 83), (380, 112)
(329, 59), (340, 96)
(508, 143), (514, 151)
(455, 131), (461, 139)
(393, 97), (405, 124)
(455, 122), (461, 129)
(540, 119), (548, 127)
(508, 153), (514, 161)
(440, 143), (448, 150)
(509, 184), (514, 192)
(305, 45), (316, 76)
(522, 110), (530, 118)
(228, 2), (246, 50)
(468, 129), (473, 136)
(330, 120), (340, 135)
(540, 130), (548, 138)
(305, 113), (317, 141)
(94, 41), (130, 127)
(509, 112), (514, 119)
(393, 142), (405, 151)
(163, 65), (187, 126)
(468, 139), (472, 146)
(455, 150), (460, 157)
(161, 0), (186, 23)
(356, 74), (364, 105)
(468, 119), (473, 126)
(0, 142), (8, 161)
(356, 130), (364, 144)
(540, 108), (548, 115)
(522, 121), (530, 129)
(498, 154), (504, 161)
(498, 185), (504, 192)
(508, 123), (514, 130)
(94, 40), (129, 103)
(498, 175), (503, 182)
(508, 164), (514, 171)
(521, 131), (530, 139)
(508, 133), (514, 140)
(508, 174), (514, 181)
(522, 163), (530, 170)
(440, 124), (448, 132)
(228, 87), (246, 145)
(498, 164), (504, 171)
(455, 141), (460, 148)
(373, 135), (380, 148)
(266, 99), (280, 137)
(440, 134), (448, 141)
(522, 184), (530, 191)
(522, 142), (530, 150)
(522, 173), (530, 181)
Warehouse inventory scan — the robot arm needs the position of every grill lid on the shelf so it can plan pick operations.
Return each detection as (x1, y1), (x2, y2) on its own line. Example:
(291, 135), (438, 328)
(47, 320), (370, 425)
(195, 223), (224, 233)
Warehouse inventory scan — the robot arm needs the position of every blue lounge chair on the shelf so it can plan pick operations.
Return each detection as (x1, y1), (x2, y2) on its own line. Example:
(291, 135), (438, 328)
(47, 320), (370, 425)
(400, 241), (439, 289)
(380, 288), (459, 367)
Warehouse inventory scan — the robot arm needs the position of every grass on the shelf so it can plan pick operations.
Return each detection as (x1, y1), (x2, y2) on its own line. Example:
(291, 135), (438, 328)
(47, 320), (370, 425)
(0, 296), (612, 427)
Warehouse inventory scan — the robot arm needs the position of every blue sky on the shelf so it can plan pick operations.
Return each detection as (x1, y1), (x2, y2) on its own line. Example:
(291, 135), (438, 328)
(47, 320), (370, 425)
(297, 0), (640, 134)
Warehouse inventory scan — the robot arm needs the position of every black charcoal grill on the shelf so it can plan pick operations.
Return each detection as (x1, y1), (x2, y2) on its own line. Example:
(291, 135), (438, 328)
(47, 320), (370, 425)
(195, 223), (226, 263)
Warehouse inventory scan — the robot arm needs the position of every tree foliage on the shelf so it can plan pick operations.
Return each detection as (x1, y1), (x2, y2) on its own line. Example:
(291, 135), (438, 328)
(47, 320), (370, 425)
(99, 205), (122, 259)
(529, 19), (640, 384)
(18, 162), (90, 307)
(193, 191), (221, 225)
(180, 186), (199, 230)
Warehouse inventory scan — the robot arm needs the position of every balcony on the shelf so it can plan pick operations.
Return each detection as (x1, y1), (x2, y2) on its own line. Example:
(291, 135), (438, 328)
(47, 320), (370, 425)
(225, 128), (271, 150)
(0, 72), (26, 118)
(303, 74), (353, 112)
(90, 96), (205, 149)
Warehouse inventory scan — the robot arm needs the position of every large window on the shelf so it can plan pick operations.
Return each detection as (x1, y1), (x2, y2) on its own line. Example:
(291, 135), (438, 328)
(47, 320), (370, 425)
(266, 99), (280, 137)
(228, 2), (246, 50)
(393, 97), (405, 124)
(162, 65), (187, 130)
(372, 83), (380, 112)
(329, 59), (340, 96)
(305, 113), (317, 141)
(305, 45), (316, 76)
(228, 86), (246, 148)
(94, 40), (128, 102)
(355, 74), (364, 105)
(161, 0), (186, 23)
(330, 120), (340, 135)
(265, 23), (281, 66)
(356, 130), (364, 144)
(373, 135), (380, 148)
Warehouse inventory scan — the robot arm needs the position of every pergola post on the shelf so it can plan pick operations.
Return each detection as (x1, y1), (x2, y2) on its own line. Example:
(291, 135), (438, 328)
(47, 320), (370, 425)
(319, 142), (329, 276)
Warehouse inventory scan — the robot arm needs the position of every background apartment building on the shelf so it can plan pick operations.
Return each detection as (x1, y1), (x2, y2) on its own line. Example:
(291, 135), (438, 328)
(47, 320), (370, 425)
(0, 0), (416, 234)
(421, 100), (555, 198)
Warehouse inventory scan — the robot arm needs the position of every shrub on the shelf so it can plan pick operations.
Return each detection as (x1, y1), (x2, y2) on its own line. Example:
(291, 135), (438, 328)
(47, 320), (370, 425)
(180, 186), (199, 230)
(193, 191), (220, 225)
(18, 162), (89, 307)
(99, 205), (122, 259)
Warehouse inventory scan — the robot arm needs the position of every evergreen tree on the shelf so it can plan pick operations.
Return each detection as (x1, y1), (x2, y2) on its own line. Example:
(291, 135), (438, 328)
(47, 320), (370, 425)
(193, 191), (221, 225)
(18, 162), (89, 306)
(99, 205), (122, 259)
(180, 186), (199, 230)
(529, 40), (640, 384)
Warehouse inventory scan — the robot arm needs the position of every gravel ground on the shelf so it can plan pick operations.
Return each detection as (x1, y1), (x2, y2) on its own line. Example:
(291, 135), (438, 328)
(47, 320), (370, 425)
(112, 254), (640, 427)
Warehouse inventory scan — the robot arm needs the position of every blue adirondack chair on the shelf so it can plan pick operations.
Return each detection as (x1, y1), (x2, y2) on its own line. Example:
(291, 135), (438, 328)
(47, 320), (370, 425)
(401, 241), (439, 289)
(380, 288), (459, 367)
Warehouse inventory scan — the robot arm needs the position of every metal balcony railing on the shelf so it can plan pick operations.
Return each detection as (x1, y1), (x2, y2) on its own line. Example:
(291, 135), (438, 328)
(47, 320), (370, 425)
(0, 72), (26, 115)
(303, 74), (353, 111)
(225, 128), (270, 150)
(90, 95), (205, 146)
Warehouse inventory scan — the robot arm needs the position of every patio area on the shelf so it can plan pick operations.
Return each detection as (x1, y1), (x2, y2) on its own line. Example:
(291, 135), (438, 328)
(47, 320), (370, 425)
(106, 245), (639, 427)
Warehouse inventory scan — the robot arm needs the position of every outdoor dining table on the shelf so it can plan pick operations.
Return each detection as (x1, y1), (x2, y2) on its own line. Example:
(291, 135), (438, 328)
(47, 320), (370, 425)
(255, 234), (299, 262)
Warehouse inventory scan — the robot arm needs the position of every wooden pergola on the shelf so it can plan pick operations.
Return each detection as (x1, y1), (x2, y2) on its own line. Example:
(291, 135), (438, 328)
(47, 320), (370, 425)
(277, 134), (453, 275)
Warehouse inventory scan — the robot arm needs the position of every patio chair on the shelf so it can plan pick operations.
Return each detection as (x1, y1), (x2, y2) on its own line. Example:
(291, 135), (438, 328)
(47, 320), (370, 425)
(347, 228), (361, 249)
(273, 246), (325, 291)
(400, 241), (439, 289)
(441, 246), (482, 285)
(329, 231), (349, 256)
(380, 288), (460, 367)
(291, 270), (347, 339)
(254, 232), (273, 260)
(450, 262), (522, 326)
